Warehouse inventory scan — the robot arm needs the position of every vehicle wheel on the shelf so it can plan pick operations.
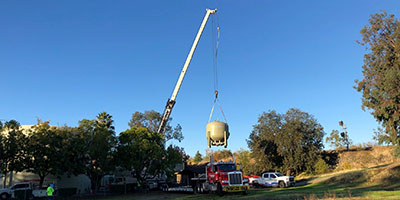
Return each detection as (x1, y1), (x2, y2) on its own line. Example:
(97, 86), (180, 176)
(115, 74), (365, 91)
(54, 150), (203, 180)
(162, 184), (168, 192)
(279, 181), (286, 188)
(0, 193), (10, 200)
(252, 181), (259, 188)
(198, 183), (204, 193)
(194, 183), (201, 194)
(217, 183), (224, 196)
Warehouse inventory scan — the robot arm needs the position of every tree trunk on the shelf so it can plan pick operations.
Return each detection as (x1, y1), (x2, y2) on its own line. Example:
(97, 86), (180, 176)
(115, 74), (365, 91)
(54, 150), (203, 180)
(286, 169), (291, 176)
(3, 172), (7, 188)
(39, 175), (45, 188)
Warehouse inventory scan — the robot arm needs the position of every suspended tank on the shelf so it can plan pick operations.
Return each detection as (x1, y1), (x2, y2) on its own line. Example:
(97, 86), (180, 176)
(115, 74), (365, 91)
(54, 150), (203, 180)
(206, 120), (230, 148)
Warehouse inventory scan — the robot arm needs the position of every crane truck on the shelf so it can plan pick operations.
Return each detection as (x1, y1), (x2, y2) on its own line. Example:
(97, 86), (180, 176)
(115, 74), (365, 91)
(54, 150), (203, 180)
(156, 8), (249, 196)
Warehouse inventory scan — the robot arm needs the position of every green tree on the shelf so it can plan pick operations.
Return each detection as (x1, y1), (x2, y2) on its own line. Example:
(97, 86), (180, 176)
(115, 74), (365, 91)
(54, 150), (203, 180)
(248, 109), (324, 175)
(25, 121), (88, 187)
(116, 127), (166, 184)
(373, 126), (392, 145)
(128, 110), (183, 142)
(248, 110), (284, 175)
(326, 130), (353, 149)
(0, 120), (26, 188)
(164, 145), (184, 181)
(26, 121), (60, 187)
(355, 11), (400, 145)
(313, 158), (330, 175)
(117, 110), (185, 184)
(78, 112), (116, 192)
(53, 126), (87, 178)
(192, 151), (203, 163)
(234, 149), (252, 175)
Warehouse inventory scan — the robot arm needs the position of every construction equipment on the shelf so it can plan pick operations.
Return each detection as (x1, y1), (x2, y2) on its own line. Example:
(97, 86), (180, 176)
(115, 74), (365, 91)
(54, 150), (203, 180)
(157, 8), (217, 134)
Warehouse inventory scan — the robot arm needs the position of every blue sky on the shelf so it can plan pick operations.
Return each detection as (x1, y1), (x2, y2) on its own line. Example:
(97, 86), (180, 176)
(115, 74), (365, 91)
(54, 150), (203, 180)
(1, 0), (399, 157)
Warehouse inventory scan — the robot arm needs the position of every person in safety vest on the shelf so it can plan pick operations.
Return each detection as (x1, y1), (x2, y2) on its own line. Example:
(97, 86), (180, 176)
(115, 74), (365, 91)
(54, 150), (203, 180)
(46, 184), (55, 200)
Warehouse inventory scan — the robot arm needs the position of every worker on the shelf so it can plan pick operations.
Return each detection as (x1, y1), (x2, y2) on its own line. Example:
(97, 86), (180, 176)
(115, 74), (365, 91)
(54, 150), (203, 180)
(46, 184), (55, 200)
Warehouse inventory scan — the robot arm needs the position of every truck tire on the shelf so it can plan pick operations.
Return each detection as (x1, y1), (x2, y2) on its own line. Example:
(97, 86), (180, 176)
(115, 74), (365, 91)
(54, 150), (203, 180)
(195, 182), (204, 194)
(217, 183), (224, 196)
(279, 181), (286, 188)
(252, 181), (259, 188)
(193, 183), (199, 194)
(0, 193), (10, 200)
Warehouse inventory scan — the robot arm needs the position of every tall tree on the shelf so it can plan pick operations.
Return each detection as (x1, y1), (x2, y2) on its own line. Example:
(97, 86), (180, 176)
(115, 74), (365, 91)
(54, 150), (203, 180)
(248, 110), (284, 175)
(128, 110), (183, 142)
(355, 11), (400, 145)
(26, 121), (61, 187)
(326, 130), (353, 149)
(116, 127), (166, 185)
(78, 112), (116, 192)
(117, 110), (185, 184)
(248, 109), (324, 175)
(192, 151), (203, 163)
(0, 120), (26, 188)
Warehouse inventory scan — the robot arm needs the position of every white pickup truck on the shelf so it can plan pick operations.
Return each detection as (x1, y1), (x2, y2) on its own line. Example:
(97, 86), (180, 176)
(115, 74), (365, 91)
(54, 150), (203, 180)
(249, 172), (295, 188)
(0, 182), (48, 200)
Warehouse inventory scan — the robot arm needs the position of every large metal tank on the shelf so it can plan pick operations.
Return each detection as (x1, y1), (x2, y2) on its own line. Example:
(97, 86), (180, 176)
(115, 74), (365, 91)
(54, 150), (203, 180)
(206, 120), (230, 148)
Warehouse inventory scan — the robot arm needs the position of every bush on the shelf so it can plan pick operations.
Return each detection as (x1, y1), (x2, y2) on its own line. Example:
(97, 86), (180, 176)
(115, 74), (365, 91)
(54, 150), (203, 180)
(391, 146), (400, 158)
(314, 158), (331, 174)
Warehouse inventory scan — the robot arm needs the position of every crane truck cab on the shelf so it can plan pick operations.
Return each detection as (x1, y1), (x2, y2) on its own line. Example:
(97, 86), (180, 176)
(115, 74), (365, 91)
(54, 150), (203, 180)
(192, 161), (249, 196)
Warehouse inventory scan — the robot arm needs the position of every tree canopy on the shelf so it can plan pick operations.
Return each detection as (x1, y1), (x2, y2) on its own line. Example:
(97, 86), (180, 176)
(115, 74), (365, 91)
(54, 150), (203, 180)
(248, 108), (324, 175)
(0, 120), (26, 188)
(326, 129), (353, 149)
(192, 151), (203, 163)
(78, 112), (117, 191)
(355, 11), (400, 145)
(117, 110), (185, 184)
(129, 110), (183, 142)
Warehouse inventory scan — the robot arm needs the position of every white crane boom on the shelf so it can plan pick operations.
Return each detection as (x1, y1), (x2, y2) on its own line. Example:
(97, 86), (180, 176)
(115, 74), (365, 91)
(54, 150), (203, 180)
(157, 8), (217, 134)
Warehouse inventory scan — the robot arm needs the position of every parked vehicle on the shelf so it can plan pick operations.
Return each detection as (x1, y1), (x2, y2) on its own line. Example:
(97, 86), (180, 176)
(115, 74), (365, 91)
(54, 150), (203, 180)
(248, 172), (295, 188)
(0, 182), (48, 200)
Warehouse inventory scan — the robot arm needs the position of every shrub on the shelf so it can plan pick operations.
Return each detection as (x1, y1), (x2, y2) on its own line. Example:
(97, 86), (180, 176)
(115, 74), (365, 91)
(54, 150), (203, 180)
(314, 158), (331, 174)
(391, 146), (400, 158)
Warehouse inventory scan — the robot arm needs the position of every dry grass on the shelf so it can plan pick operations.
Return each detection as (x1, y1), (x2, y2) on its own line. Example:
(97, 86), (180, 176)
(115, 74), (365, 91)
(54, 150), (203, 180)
(336, 146), (397, 171)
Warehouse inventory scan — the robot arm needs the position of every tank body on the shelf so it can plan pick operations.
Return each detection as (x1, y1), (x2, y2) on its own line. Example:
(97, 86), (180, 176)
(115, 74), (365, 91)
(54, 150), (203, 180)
(206, 121), (230, 148)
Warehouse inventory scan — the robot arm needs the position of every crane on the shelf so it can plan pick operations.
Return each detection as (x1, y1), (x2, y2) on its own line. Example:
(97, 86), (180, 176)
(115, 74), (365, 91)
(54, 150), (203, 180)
(157, 8), (217, 134)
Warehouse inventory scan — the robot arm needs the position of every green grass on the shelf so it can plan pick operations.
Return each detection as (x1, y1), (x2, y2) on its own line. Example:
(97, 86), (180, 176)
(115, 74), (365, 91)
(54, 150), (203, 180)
(171, 182), (400, 200)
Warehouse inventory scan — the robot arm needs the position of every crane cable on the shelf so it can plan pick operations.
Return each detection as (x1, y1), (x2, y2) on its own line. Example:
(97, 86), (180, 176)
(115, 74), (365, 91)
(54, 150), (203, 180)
(208, 13), (227, 123)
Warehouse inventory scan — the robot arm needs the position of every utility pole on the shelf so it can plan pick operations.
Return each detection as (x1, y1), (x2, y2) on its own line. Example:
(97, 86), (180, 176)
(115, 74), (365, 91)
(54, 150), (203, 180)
(339, 121), (349, 151)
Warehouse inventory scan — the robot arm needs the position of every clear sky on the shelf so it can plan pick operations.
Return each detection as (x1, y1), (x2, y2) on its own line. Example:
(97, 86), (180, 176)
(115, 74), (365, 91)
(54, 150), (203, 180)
(1, 0), (399, 157)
